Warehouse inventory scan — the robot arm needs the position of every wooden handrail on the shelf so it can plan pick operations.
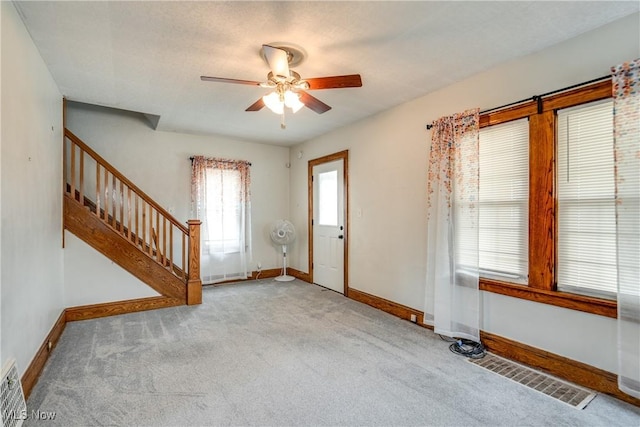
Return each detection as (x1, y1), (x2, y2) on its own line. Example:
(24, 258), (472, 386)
(65, 128), (188, 234)
(64, 128), (201, 303)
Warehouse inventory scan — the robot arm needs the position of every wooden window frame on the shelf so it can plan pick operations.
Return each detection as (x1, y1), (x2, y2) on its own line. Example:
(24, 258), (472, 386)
(478, 80), (617, 318)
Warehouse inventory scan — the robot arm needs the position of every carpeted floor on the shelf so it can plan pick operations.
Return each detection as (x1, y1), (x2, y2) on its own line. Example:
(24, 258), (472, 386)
(26, 279), (640, 426)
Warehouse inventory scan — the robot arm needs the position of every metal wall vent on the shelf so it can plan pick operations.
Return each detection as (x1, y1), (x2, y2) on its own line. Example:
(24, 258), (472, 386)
(1, 359), (26, 427)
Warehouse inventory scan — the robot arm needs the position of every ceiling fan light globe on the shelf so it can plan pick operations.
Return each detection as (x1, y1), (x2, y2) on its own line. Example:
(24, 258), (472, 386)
(266, 103), (284, 115)
(290, 98), (305, 113)
(284, 90), (304, 113)
(283, 90), (298, 106)
(263, 92), (284, 114)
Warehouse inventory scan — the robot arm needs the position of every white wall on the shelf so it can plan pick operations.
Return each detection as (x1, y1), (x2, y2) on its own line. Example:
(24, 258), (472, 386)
(289, 13), (640, 373)
(1, 2), (64, 375)
(65, 102), (290, 302)
(63, 232), (159, 307)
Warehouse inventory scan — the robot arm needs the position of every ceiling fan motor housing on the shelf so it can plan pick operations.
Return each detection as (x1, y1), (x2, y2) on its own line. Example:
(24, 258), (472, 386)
(260, 43), (307, 68)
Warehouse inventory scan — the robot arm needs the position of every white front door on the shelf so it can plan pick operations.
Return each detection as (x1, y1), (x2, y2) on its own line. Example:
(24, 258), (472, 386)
(312, 159), (345, 293)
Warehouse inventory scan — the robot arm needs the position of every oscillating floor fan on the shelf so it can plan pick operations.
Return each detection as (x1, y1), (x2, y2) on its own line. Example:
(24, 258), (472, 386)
(270, 220), (296, 282)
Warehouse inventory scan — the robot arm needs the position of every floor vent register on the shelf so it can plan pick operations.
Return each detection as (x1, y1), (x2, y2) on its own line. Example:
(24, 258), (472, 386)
(469, 353), (596, 409)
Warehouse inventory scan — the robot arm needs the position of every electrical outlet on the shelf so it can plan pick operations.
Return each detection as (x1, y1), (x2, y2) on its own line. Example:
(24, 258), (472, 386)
(410, 314), (417, 323)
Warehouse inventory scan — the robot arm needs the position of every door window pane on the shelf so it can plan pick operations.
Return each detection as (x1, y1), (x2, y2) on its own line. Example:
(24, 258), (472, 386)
(318, 170), (338, 226)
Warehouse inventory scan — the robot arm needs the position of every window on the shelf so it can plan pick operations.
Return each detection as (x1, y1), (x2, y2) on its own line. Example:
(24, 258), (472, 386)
(479, 118), (529, 283)
(318, 170), (338, 226)
(479, 80), (618, 317)
(204, 168), (244, 253)
(191, 156), (252, 284)
(557, 100), (616, 299)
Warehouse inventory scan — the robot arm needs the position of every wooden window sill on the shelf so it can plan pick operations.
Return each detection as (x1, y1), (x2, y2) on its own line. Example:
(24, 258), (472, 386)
(480, 279), (617, 319)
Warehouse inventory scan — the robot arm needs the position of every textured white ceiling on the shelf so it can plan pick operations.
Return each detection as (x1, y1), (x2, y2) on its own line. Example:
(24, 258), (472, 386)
(14, 1), (640, 146)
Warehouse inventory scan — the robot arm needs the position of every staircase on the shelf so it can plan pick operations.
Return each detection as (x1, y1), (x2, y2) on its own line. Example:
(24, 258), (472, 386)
(63, 129), (202, 306)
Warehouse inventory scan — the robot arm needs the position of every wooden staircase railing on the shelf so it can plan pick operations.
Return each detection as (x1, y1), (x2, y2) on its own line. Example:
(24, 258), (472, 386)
(63, 128), (202, 305)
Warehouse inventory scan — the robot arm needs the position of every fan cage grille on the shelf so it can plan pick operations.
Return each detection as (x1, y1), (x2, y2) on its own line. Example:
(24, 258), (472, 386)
(270, 220), (296, 246)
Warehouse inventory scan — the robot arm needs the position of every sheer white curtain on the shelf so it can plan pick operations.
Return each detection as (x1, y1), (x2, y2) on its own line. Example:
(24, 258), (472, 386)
(612, 59), (640, 399)
(424, 109), (480, 341)
(191, 156), (252, 284)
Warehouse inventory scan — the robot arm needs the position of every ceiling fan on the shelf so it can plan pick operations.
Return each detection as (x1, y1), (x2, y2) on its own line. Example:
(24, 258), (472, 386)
(200, 44), (362, 126)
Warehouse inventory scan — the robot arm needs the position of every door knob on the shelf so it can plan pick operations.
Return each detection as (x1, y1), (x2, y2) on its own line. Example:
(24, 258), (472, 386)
(338, 235), (344, 239)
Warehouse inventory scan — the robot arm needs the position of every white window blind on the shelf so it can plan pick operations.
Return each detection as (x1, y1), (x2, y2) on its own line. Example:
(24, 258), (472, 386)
(557, 99), (616, 298)
(478, 118), (529, 283)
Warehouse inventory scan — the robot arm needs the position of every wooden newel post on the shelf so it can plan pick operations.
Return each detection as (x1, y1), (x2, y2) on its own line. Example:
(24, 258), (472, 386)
(186, 219), (202, 305)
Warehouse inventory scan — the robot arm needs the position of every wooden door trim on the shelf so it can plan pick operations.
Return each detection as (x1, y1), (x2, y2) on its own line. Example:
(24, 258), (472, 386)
(308, 150), (349, 295)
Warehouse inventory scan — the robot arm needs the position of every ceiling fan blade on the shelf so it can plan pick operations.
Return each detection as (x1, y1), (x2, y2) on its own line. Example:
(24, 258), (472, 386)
(200, 76), (261, 86)
(299, 91), (331, 114)
(262, 45), (290, 79)
(245, 98), (265, 112)
(304, 74), (362, 90)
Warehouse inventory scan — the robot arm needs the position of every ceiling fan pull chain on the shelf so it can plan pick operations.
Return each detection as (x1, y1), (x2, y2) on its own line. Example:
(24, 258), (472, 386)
(281, 111), (286, 129)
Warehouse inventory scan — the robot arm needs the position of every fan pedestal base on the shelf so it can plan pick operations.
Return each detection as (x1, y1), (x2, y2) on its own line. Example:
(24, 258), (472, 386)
(275, 275), (295, 282)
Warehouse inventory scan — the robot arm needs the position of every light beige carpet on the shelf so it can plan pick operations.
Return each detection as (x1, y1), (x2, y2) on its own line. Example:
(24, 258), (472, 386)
(26, 279), (640, 426)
